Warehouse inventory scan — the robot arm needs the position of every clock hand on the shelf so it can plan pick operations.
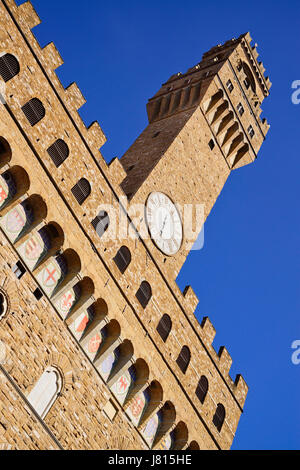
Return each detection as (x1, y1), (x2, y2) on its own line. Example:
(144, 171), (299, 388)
(160, 215), (168, 237)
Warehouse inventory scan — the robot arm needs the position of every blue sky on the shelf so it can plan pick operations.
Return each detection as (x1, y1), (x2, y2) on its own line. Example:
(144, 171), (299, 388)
(23, 0), (300, 450)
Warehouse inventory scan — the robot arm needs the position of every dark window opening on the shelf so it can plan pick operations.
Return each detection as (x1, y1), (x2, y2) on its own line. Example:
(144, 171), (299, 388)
(213, 404), (225, 432)
(0, 140), (6, 156)
(152, 132), (160, 138)
(176, 346), (191, 374)
(226, 79), (234, 93)
(196, 376), (209, 404)
(46, 224), (60, 240)
(113, 246), (131, 274)
(33, 288), (43, 301)
(12, 261), (26, 280)
(136, 281), (152, 309)
(242, 62), (256, 93)
(247, 125), (255, 139)
(0, 293), (5, 316)
(47, 139), (69, 168)
(21, 98), (45, 126)
(243, 78), (250, 90)
(209, 139), (215, 150)
(156, 314), (172, 342)
(0, 53), (20, 82)
(237, 103), (244, 116)
(71, 178), (91, 205)
(92, 211), (109, 238)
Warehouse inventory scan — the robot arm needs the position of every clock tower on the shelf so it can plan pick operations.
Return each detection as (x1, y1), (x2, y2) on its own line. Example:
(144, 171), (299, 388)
(120, 33), (271, 280)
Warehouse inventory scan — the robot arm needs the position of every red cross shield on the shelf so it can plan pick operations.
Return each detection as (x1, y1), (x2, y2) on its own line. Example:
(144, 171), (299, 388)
(42, 263), (59, 288)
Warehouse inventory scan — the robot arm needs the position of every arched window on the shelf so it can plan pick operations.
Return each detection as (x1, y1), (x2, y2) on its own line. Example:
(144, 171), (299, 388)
(71, 178), (91, 205)
(0, 170), (16, 210)
(0, 292), (7, 320)
(21, 98), (45, 126)
(0, 293), (4, 316)
(92, 211), (109, 238)
(47, 139), (69, 168)
(176, 346), (190, 374)
(157, 314), (172, 342)
(27, 366), (62, 419)
(242, 62), (256, 93)
(136, 281), (152, 309)
(113, 246), (131, 274)
(0, 137), (12, 164)
(187, 441), (200, 450)
(213, 403), (225, 432)
(196, 375), (209, 404)
(0, 53), (20, 82)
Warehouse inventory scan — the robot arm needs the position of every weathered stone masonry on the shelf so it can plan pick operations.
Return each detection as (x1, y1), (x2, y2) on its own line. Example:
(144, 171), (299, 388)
(0, 0), (270, 450)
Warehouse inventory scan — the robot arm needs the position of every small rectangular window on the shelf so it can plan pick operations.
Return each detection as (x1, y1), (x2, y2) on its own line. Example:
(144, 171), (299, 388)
(12, 261), (26, 280)
(226, 79), (234, 93)
(237, 103), (244, 116)
(244, 78), (250, 89)
(208, 139), (215, 150)
(33, 288), (43, 301)
(248, 125), (255, 139)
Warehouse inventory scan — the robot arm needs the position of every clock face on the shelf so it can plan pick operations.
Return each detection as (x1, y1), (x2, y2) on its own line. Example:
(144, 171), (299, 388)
(145, 192), (183, 256)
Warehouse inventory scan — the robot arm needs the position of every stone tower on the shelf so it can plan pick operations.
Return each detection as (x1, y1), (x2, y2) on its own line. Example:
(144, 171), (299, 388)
(121, 33), (271, 278)
(0, 0), (270, 451)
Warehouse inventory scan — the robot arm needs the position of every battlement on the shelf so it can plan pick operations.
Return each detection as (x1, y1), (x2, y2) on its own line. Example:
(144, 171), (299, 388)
(202, 32), (272, 96)
(148, 32), (271, 139)
(181, 287), (248, 408)
(3, 0), (107, 155)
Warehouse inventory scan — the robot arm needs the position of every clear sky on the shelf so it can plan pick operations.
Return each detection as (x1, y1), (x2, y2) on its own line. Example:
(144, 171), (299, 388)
(21, 0), (300, 450)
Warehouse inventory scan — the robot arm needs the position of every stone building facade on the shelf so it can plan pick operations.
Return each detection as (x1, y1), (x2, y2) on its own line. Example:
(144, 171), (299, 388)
(0, 0), (271, 450)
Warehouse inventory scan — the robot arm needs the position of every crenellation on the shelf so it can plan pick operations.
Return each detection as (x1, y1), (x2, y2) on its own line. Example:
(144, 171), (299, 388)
(42, 42), (63, 71)
(200, 317), (217, 346)
(86, 121), (107, 152)
(108, 157), (128, 188)
(15, 0), (41, 31)
(182, 285), (199, 313)
(65, 82), (86, 111)
(233, 375), (249, 409)
(218, 346), (233, 377)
